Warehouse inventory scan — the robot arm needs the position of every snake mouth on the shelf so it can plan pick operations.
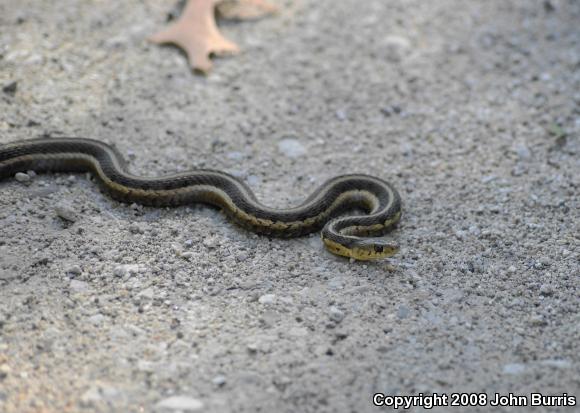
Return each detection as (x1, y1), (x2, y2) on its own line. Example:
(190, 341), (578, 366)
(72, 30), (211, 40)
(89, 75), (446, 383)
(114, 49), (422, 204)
(351, 240), (400, 260)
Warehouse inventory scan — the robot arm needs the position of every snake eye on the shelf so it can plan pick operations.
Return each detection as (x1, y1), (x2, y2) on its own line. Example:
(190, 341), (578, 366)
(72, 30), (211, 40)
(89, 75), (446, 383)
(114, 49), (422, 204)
(374, 245), (384, 253)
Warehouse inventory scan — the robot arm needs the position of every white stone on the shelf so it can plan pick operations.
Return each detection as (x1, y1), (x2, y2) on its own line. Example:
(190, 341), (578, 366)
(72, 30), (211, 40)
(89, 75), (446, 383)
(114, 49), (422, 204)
(258, 294), (276, 305)
(155, 395), (204, 411)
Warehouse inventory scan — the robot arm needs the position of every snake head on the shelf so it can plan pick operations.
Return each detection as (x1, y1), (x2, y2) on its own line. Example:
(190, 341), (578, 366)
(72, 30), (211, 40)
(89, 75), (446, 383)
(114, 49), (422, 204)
(349, 239), (400, 260)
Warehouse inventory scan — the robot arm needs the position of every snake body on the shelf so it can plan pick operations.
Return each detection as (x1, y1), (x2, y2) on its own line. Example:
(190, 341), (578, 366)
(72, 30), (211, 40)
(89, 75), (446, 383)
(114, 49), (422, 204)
(0, 138), (402, 260)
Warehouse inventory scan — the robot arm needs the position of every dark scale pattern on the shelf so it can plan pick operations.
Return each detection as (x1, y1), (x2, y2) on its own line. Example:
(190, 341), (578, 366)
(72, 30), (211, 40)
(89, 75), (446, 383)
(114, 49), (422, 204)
(0, 138), (402, 257)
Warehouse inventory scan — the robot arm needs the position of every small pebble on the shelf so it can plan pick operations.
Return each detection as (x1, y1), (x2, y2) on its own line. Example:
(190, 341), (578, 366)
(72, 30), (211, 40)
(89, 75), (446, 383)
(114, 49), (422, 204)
(181, 252), (195, 260)
(328, 306), (345, 323)
(539, 284), (554, 296)
(278, 138), (306, 158)
(80, 387), (102, 405)
(212, 375), (226, 387)
(246, 175), (260, 186)
(528, 314), (547, 326)
(503, 363), (526, 375)
(258, 294), (276, 305)
(468, 225), (481, 236)
(70, 279), (89, 293)
(539, 257), (552, 267)
(397, 305), (411, 320)
(515, 144), (532, 160)
(2, 81), (17, 96)
(0, 364), (10, 381)
(288, 327), (309, 337)
(128, 223), (144, 234)
(382, 35), (411, 61)
(454, 230), (466, 241)
(511, 164), (527, 177)
(481, 175), (496, 184)
(155, 395), (204, 411)
(539, 359), (571, 369)
(66, 265), (82, 276)
(138, 287), (155, 300)
(113, 266), (128, 278)
(226, 151), (244, 161)
(113, 264), (141, 278)
(55, 204), (78, 222)
(328, 277), (344, 290)
(88, 314), (105, 326)
(203, 237), (218, 249)
(235, 252), (249, 262)
(14, 172), (31, 183)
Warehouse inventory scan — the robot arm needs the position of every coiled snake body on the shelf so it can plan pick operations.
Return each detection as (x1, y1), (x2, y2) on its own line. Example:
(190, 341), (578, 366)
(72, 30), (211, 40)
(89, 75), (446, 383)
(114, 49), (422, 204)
(0, 138), (402, 260)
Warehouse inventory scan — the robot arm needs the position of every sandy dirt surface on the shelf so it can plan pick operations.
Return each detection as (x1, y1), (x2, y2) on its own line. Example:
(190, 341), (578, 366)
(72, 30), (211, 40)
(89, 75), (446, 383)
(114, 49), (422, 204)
(1, 0), (579, 412)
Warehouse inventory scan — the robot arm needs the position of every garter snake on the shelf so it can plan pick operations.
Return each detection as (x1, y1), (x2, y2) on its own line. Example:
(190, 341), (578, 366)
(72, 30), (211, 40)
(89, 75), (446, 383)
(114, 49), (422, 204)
(0, 137), (402, 260)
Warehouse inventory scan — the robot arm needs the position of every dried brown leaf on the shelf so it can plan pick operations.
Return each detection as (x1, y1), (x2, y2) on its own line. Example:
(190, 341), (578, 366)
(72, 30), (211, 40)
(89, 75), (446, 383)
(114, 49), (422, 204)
(150, 0), (240, 73)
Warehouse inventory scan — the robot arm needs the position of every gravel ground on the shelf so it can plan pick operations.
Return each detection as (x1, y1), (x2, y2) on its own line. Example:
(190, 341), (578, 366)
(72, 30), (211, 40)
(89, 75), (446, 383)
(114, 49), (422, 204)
(1, 0), (579, 412)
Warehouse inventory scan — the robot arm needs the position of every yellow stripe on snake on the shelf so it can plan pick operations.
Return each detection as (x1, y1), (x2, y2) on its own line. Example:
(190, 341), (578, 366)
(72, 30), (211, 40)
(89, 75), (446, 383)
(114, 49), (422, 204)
(0, 138), (402, 260)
